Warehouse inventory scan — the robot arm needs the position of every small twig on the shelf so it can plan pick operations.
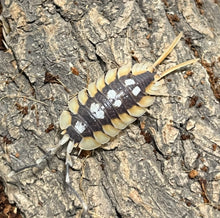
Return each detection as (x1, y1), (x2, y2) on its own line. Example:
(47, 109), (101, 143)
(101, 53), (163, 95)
(56, 78), (71, 93)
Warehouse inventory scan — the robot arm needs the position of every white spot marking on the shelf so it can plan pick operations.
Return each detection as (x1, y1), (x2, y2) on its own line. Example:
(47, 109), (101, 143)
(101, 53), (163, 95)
(113, 99), (122, 107)
(132, 86), (141, 96)
(107, 90), (123, 108)
(90, 103), (105, 119)
(107, 90), (117, 99)
(75, 121), (86, 134)
(124, 79), (135, 86)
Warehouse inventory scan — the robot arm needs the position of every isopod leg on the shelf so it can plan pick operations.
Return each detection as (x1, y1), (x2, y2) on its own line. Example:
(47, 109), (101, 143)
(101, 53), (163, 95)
(35, 134), (70, 166)
(12, 135), (70, 173)
(65, 141), (75, 184)
(64, 141), (88, 213)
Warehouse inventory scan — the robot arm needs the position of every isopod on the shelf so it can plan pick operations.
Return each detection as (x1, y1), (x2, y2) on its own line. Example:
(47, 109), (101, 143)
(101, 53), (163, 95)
(58, 32), (198, 185)
(13, 32), (198, 213)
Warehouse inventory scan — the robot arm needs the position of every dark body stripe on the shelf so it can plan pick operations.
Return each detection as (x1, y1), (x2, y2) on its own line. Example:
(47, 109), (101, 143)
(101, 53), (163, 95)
(119, 71), (156, 102)
(71, 112), (94, 137)
(94, 91), (119, 122)
(66, 125), (82, 143)
(77, 102), (103, 132)
(66, 112), (93, 143)
(67, 70), (156, 141)
(109, 78), (137, 110)
(132, 71), (156, 91)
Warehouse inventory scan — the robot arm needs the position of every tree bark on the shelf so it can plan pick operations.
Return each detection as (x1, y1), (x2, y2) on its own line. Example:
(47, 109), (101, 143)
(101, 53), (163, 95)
(0, 0), (220, 217)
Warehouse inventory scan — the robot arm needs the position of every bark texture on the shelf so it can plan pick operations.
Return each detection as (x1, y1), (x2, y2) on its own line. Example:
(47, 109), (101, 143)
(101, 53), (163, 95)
(0, 0), (220, 217)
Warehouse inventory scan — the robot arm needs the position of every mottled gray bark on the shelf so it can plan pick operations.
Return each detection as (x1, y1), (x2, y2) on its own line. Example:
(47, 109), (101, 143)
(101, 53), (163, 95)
(0, 0), (220, 217)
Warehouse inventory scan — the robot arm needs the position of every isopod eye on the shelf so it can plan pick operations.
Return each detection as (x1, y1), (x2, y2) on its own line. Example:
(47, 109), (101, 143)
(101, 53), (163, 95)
(59, 111), (72, 130)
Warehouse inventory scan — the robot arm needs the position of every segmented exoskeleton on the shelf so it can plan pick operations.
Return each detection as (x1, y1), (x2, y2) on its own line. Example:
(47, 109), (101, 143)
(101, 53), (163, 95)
(58, 32), (198, 186)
